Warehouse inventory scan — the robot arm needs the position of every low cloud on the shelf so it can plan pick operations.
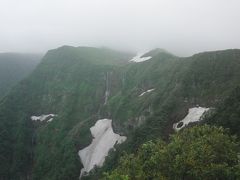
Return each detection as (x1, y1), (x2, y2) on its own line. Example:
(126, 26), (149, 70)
(1, 0), (240, 56)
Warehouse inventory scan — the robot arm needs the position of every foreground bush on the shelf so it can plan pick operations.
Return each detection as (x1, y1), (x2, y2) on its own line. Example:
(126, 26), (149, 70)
(103, 125), (240, 180)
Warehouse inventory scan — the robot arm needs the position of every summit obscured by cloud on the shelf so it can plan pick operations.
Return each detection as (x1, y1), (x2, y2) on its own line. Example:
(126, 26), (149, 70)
(1, 0), (240, 55)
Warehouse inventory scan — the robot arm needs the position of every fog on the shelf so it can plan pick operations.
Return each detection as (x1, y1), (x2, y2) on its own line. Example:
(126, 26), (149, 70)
(1, 0), (240, 56)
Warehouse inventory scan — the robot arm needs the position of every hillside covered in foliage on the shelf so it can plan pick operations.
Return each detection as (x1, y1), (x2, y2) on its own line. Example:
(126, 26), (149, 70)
(104, 125), (240, 180)
(0, 46), (240, 180)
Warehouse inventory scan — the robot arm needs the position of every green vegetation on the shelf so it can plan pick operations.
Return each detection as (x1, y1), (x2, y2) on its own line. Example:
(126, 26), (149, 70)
(103, 125), (240, 180)
(0, 46), (133, 179)
(1, 47), (240, 179)
(206, 86), (240, 137)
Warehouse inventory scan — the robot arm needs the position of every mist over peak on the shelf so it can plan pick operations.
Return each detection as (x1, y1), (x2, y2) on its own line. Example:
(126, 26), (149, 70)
(1, 0), (240, 56)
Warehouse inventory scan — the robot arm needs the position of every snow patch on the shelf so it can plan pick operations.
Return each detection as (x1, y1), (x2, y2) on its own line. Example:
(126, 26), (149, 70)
(173, 107), (209, 131)
(130, 52), (152, 63)
(139, 89), (155, 97)
(78, 119), (126, 177)
(31, 114), (57, 122)
(47, 118), (54, 122)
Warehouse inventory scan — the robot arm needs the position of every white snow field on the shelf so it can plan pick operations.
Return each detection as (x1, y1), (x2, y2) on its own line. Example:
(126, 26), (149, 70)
(78, 119), (126, 177)
(31, 114), (57, 122)
(173, 107), (209, 131)
(130, 52), (152, 62)
(139, 89), (155, 97)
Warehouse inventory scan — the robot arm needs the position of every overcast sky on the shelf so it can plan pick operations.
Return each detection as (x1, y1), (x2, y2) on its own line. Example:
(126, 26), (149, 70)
(1, 0), (240, 56)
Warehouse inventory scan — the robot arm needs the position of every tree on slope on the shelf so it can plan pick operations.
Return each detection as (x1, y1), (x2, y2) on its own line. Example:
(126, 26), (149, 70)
(103, 125), (240, 180)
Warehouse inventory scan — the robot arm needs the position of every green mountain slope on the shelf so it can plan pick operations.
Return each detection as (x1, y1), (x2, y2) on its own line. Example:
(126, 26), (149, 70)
(0, 53), (41, 99)
(0, 47), (240, 180)
(206, 86), (240, 137)
(0, 46), (133, 180)
(88, 49), (240, 179)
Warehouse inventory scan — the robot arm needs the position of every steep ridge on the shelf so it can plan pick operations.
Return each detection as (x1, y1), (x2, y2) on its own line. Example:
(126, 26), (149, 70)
(0, 47), (240, 179)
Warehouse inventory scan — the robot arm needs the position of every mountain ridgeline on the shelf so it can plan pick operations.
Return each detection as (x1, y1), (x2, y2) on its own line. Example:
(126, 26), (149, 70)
(0, 46), (240, 179)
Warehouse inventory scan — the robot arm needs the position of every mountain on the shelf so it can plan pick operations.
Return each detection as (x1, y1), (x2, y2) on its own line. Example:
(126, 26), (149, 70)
(0, 46), (240, 180)
(0, 53), (41, 99)
(0, 46), (134, 179)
